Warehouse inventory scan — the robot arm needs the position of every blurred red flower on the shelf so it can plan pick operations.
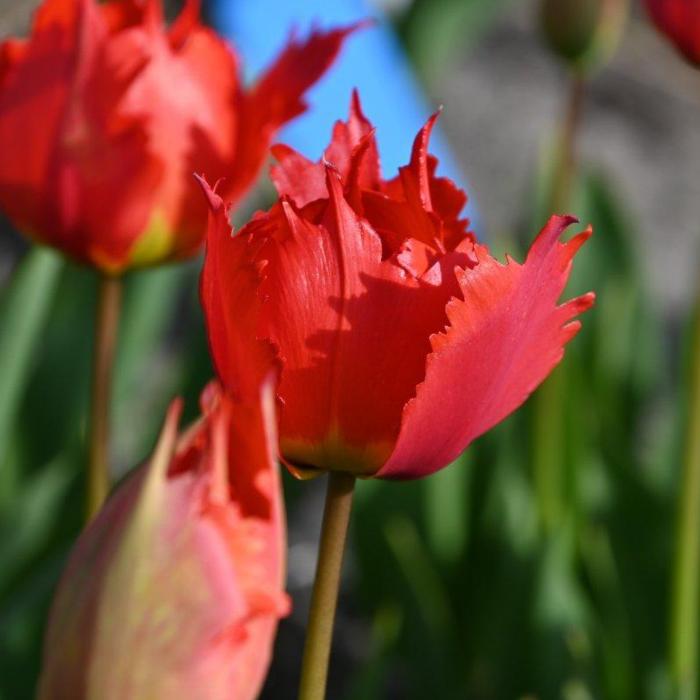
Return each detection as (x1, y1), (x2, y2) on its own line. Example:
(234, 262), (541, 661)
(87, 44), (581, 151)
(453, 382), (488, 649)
(645, 0), (700, 65)
(0, 0), (356, 272)
(200, 93), (594, 480)
(38, 380), (288, 699)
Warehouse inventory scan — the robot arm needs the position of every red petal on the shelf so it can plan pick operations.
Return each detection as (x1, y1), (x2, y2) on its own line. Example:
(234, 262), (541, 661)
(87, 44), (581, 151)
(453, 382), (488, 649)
(180, 379), (289, 699)
(378, 215), (594, 479)
(269, 142), (324, 207)
(270, 89), (380, 210)
(226, 24), (360, 205)
(247, 24), (361, 129)
(108, 2), (239, 262)
(363, 112), (471, 255)
(270, 94), (380, 212)
(0, 38), (26, 86)
(425, 154), (471, 248)
(199, 176), (280, 405)
(344, 128), (380, 210)
(271, 92), (470, 261)
(645, 0), (700, 65)
(168, 0), (201, 49)
(361, 114), (443, 254)
(361, 188), (438, 254)
(401, 110), (440, 211)
(100, 0), (147, 32)
(325, 89), (381, 191)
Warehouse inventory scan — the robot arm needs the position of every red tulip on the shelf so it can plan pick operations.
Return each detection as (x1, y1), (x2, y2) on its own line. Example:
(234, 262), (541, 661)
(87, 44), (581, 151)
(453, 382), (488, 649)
(0, 0), (357, 272)
(38, 380), (288, 699)
(645, 0), (700, 65)
(200, 93), (595, 480)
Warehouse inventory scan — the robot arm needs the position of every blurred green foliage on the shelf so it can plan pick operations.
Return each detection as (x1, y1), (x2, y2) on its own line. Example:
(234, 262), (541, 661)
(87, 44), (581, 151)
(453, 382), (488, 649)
(398, 0), (515, 83)
(0, 1), (690, 699)
(0, 254), (212, 698)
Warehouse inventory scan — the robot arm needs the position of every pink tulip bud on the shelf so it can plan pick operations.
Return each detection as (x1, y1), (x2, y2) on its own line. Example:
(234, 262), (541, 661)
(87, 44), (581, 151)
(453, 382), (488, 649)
(38, 380), (289, 700)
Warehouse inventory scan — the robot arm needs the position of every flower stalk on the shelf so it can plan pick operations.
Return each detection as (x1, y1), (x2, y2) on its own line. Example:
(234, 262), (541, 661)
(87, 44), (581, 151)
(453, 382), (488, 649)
(298, 472), (356, 700)
(670, 289), (700, 700)
(551, 74), (586, 213)
(87, 274), (122, 520)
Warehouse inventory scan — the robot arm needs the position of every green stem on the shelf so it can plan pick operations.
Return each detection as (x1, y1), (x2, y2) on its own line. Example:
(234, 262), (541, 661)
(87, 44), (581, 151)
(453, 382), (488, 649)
(87, 274), (122, 520)
(532, 73), (586, 534)
(551, 73), (586, 213)
(298, 471), (356, 700)
(670, 292), (700, 700)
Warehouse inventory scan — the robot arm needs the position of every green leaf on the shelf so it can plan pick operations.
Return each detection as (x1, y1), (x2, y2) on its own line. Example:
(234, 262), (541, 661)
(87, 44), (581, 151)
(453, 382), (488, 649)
(0, 247), (63, 504)
(383, 515), (453, 640)
(0, 456), (73, 593)
(424, 453), (471, 565)
(112, 263), (194, 469)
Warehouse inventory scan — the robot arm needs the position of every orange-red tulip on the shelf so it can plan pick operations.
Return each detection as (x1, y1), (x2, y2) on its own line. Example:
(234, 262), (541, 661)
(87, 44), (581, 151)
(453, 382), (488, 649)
(645, 0), (700, 65)
(200, 93), (594, 480)
(0, 0), (356, 272)
(37, 380), (288, 699)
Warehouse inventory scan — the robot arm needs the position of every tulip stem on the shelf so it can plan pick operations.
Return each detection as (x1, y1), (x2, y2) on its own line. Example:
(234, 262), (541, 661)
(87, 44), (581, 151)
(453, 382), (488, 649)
(532, 72), (586, 534)
(551, 73), (585, 213)
(87, 274), (122, 520)
(670, 290), (700, 700)
(298, 471), (356, 700)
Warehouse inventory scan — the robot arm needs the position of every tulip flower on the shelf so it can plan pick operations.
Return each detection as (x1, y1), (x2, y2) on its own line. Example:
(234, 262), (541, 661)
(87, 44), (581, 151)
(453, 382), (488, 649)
(645, 0), (700, 66)
(0, 0), (357, 271)
(37, 380), (289, 700)
(200, 92), (595, 482)
(200, 93), (594, 700)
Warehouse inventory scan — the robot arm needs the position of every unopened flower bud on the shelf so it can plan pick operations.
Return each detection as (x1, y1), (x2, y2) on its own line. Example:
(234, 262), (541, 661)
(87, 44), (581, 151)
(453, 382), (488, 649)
(540, 0), (629, 74)
(38, 381), (288, 700)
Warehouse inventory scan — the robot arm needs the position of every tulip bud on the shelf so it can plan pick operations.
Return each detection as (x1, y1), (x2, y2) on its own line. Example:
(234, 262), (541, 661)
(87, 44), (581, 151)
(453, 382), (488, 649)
(540, 0), (629, 74)
(38, 381), (288, 700)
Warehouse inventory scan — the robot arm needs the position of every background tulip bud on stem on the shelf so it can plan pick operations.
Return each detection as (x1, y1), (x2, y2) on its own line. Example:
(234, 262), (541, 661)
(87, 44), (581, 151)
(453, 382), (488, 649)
(200, 92), (594, 698)
(540, 0), (629, 77)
